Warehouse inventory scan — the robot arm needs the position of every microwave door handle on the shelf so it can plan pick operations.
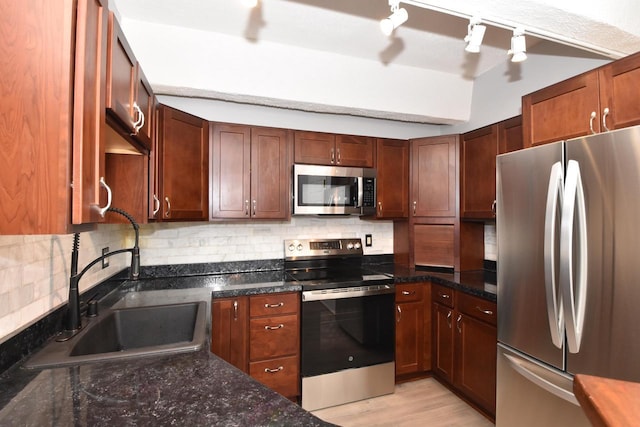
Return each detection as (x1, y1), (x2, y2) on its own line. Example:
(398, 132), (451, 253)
(357, 177), (364, 208)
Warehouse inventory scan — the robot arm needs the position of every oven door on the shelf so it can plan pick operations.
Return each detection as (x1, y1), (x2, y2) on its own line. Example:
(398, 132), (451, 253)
(301, 285), (395, 377)
(293, 164), (364, 215)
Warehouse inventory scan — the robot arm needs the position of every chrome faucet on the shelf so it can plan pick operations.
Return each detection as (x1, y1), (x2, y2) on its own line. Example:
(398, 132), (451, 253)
(61, 207), (140, 339)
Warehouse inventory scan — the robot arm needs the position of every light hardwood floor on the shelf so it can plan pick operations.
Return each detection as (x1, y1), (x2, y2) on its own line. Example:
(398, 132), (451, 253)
(312, 378), (495, 427)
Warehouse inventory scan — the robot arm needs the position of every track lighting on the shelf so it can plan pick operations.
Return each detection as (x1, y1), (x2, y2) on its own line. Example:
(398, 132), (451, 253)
(464, 17), (486, 53)
(241, 0), (258, 8)
(508, 27), (527, 62)
(380, 0), (408, 36)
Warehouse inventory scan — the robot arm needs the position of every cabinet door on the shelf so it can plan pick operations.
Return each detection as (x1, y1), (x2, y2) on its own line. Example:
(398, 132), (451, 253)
(210, 123), (251, 218)
(522, 71), (601, 147)
(432, 303), (455, 383)
(335, 135), (375, 167)
(461, 125), (497, 219)
(376, 139), (409, 218)
(411, 135), (457, 218)
(133, 65), (154, 150)
(598, 53), (640, 131)
(498, 115), (523, 155)
(454, 314), (497, 416)
(72, 0), (108, 225)
(251, 127), (291, 219)
(414, 224), (454, 268)
(294, 131), (335, 165)
(104, 153), (148, 225)
(395, 301), (424, 376)
(211, 297), (249, 372)
(106, 13), (137, 132)
(158, 105), (209, 220)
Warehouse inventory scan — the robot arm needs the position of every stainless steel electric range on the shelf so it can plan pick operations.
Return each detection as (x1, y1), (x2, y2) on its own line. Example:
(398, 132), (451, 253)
(284, 238), (395, 411)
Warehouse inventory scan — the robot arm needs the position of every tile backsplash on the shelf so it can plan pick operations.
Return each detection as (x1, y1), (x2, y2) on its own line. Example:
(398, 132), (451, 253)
(484, 223), (497, 261)
(0, 217), (393, 344)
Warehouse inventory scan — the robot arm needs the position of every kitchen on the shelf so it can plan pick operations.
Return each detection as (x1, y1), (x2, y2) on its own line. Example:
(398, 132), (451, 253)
(1, 0), (639, 425)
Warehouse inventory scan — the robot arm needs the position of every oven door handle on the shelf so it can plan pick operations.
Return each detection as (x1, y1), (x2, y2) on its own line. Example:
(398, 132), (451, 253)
(302, 285), (394, 302)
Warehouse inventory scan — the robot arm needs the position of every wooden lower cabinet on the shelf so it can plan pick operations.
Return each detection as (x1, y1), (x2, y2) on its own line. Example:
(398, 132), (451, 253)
(395, 282), (431, 379)
(431, 284), (497, 418)
(211, 292), (300, 400)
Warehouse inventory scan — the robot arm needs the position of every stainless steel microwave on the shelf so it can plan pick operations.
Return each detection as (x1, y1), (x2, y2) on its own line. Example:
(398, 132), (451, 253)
(292, 164), (377, 215)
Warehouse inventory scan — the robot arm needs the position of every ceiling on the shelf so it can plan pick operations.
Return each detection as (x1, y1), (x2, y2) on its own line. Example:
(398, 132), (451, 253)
(112, 0), (640, 123)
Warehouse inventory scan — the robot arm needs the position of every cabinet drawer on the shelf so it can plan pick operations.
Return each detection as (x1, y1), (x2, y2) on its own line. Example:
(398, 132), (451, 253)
(396, 283), (423, 303)
(250, 293), (299, 317)
(250, 314), (299, 360)
(432, 284), (454, 308)
(249, 355), (299, 398)
(458, 292), (497, 326)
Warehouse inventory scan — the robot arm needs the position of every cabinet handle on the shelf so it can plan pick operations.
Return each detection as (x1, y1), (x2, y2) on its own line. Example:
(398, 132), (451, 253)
(412, 201), (417, 215)
(336, 148), (341, 164)
(264, 302), (284, 308)
(244, 200), (249, 216)
(446, 310), (452, 329)
(439, 293), (451, 299)
(378, 201), (383, 213)
(136, 105), (145, 133)
(233, 300), (238, 321)
(602, 107), (610, 132)
(264, 366), (284, 374)
(589, 111), (597, 134)
(264, 324), (284, 330)
(131, 102), (143, 132)
(491, 200), (497, 216)
(165, 197), (171, 217)
(456, 314), (462, 333)
(330, 148), (335, 164)
(97, 177), (112, 218)
(252, 199), (256, 216)
(401, 290), (415, 296)
(397, 305), (402, 322)
(152, 194), (160, 217)
(476, 306), (494, 316)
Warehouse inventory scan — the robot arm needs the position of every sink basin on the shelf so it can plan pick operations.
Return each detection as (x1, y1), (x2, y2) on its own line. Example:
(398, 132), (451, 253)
(24, 301), (207, 369)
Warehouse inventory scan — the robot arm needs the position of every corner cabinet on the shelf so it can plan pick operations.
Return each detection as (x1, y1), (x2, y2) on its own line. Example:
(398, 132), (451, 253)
(156, 105), (209, 221)
(211, 292), (300, 400)
(294, 131), (375, 167)
(375, 139), (409, 219)
(523, 51), (640, 147)
(0, 0), (108, 234)
(210, 124), (291, 220)
(431, 284), (497, 418)
(395, 282), (431, 380)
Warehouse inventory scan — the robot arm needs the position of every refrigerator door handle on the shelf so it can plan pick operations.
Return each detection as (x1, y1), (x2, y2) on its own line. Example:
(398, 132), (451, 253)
(560, 160), (589, 354)
(503, 353), (580, 406)
(544, 161), (565, 349)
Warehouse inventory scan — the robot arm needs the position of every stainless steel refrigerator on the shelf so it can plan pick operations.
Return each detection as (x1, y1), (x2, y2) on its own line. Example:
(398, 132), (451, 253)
(496, 125), (640, 426)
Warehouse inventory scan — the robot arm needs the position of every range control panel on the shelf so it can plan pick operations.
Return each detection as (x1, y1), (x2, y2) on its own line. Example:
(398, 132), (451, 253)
(284, 238), (363, 260)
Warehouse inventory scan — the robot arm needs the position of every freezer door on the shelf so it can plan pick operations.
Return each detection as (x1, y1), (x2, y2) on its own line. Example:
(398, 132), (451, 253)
(564, 125), (640, 381)
(497, 142), (564, 369)
(496, 344), (589, 427)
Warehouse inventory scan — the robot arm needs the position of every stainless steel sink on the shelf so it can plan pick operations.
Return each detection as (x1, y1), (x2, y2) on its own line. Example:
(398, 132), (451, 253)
(24, 301), (207, 369)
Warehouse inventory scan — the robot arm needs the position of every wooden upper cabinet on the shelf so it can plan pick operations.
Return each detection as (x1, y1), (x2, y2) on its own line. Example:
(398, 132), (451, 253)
(410, 135), (458, 218)
(157, 105), (209, 221)
(376, 139), (409, 218)
(294, 131), (374, 167)
(0, 0), (110, 234)
(211, 124), (291, 220)
(106, 12), (153, 151)
(598, 52), (640, 131)
(461, 125), (497, 219)
(498, 115), (524, 155)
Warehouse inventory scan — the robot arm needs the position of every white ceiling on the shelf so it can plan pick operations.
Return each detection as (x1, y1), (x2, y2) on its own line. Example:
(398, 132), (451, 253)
(112, 0), (640, 123)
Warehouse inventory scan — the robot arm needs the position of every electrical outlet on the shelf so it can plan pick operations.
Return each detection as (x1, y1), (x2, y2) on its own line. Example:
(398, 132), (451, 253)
(102, 247), (109, 269)
(365, 234), (372, 247)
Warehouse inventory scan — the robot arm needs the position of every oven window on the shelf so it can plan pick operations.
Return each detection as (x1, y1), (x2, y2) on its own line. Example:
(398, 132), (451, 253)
(298, 175), (358, 207)
(301, 293), (395, 377)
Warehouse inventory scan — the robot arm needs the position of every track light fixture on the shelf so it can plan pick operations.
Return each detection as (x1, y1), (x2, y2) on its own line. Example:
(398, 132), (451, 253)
(380, 0), (408, 36)
(508, 27), (527, 62)
(464, 17), (486, 53)
(241, 0), (258, 8)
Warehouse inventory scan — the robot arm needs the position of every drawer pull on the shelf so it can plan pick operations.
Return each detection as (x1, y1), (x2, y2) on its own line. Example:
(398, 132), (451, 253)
(446, 310), (452, 329)
(476, 306), (494, 316)
(456, 314), (462, 333)
(439, 293), (451, 299)
(264, 302), (285, 308)
(264, 324), (284, 330)
(401, 290), (415, 296)
(264, 366), (284, 374)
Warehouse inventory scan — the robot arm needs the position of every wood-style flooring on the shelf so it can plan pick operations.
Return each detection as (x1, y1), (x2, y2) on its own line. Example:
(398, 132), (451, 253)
(312, 378), (495, 427)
